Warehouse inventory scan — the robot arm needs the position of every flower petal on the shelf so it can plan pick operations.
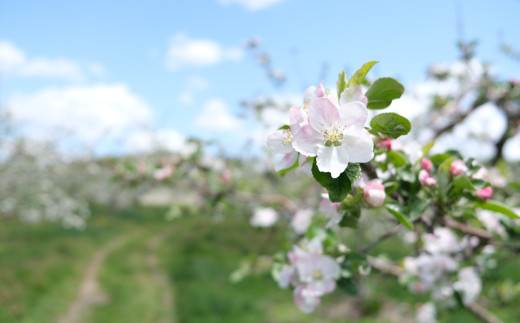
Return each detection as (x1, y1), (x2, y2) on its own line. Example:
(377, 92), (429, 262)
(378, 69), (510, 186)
(343, 129), (374, 163)
(316, 145), (350, 178)
(338, 101), (368, 131)
(275, 151), (298, 172)
(266, 129), (294, 154)
(292, 124), (322, 157)
(340, 84), (368, 105)
(308, 98), (341, 132)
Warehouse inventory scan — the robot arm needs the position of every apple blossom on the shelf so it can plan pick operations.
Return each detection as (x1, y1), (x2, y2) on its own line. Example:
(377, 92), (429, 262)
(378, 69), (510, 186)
(278, 238), (341, 313)
(450, 159), (467, 176)
(376, 138), (393, 150)
(363, 181), (386, 207)
(292, 96), (374, 178)
(421, 158), (433, 171)
(477, 186), (493, 201)
(416, 302), (437, 323)
(453, 267), (482, 305)
(266, 107), (308, 171)
(154, 165), (173, 181)
(319, 193), (342, 228)
(250, 207), (278, 228)
(291, 209), (314, 234)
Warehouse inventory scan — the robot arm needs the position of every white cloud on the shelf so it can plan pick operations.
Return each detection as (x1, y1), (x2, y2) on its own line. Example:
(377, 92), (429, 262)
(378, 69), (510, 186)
(7, 84), (152, 146)
(123, 129), (196, 155)
(217, 0), (287, 11)
(0, 40), (103, 81)
(195, 98), (242, 131)
(165, 33), (243, 70)
(178, 75), (209, 105)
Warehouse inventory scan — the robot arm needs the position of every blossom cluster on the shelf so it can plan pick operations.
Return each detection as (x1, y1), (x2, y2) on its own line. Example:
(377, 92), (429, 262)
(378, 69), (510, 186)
(267, 83), (374, 178)
(276, 238), (341, 313)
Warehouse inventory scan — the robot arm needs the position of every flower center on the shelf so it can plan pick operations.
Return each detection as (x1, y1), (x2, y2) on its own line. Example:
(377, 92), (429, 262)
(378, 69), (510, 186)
(282, 130), (293, 145)
(321, 123), (346, 147)
(312, 270), (323, 280)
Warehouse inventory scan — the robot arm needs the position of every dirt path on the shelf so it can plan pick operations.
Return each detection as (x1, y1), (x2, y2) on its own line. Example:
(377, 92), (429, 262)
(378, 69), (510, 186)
(146, 228), (176, 323)
(57, 234), (132, 323)
(57, 228), (176, 323)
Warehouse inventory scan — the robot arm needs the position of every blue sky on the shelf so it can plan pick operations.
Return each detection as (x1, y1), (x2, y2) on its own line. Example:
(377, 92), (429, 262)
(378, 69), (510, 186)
(1, 0), (519, 156)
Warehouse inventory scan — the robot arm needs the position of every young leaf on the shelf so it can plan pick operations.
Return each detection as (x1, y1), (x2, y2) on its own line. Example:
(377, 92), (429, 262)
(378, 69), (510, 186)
(366, 77), (404, 110)
(347, 61), (378, 87)
(385, 203), (413, 230)
(422, 141), (435, 156)
(370, 112), (411, 139)
(476, 200), (519, 219)
(337, 70), (348, 99)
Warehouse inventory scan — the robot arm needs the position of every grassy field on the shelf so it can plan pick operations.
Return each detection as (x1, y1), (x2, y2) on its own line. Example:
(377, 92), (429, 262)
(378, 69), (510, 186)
(1, 205), (519, 323)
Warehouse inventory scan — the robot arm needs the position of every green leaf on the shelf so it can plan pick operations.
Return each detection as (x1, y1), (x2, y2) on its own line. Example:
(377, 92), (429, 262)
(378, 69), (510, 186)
(347, 61), (378, 87)
(312, 161), (352, 202)
(338, 207), (361, 228)
(385, 203), (413, 230)
(387, 150), (408, 167)
(370, 112), (411, 139)
(337, 277), (358, 296)
(429, 153), (451, 166)
(476, 200), (519, 219)
(453, 175), (475, 191)
(337, 70), (348, 99)
(421, 141), (435, 156)
(366, 77), (404, 110)
(278, 125), (290, 130)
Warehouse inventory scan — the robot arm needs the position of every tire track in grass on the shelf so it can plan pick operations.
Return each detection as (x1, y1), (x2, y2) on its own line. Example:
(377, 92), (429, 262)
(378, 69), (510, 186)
(57, 234), (133, 323)
(146, 228), (176, 323)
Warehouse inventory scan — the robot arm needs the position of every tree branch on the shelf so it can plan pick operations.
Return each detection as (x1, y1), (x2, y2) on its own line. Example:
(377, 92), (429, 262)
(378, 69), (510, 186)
(442, 218), (492, 240)
(358, 224), (402, 254)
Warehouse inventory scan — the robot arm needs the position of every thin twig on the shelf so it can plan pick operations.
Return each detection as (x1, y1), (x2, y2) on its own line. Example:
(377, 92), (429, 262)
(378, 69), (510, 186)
(358, 224), (403, 254)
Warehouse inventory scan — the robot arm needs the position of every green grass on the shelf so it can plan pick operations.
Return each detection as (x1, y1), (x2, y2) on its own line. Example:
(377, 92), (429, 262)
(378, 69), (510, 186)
(2, 205), (520, 322)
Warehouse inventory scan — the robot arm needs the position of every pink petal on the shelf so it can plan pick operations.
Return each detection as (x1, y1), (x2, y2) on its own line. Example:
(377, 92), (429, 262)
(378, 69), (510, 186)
(266, 129), (294, 154)
(338, 101), (368, 131)
(292, 124), (322, 157)
(275, 151), (298, 172)
(308, 98), (341, 132)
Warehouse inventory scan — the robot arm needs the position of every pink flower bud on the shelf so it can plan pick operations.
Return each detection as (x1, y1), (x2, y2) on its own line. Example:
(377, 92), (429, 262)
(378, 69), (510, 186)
(363, 181), (386, 207)
(450, 159), (467, 176)
(220, 169), (232, 183)
(419, 170), (436, 187)
(477, 186), (493, 201)
(316, 81), (325, 98)
(421, 158), (433, 171)
(376, 139), (393, 150)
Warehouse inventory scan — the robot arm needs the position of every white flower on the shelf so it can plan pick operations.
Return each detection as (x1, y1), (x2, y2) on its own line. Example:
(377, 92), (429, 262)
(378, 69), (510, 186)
(416, 302), (437, 323)
(453, 267), (482, 305)
(250, 207), (278, 228)
(293, 96), (373, 178)
(319, 193), (342, 228)
(291, 209), (314, 234)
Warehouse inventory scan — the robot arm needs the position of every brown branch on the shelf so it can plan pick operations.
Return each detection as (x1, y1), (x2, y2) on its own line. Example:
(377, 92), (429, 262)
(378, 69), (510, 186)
(442, 218), (492, 240)
(468, 303), (504, 323)
(432, 98), (484, 140)
(367, 256), (404, 276)
(358, 224), (402, 254)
